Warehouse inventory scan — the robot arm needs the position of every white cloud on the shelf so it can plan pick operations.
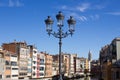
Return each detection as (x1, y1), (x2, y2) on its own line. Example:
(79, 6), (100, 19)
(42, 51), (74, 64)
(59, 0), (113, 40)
(76, 3), (90, 12)
(90, 14), (100, 20)
(0, 0), (24, 7)
(78, 16), (87, 21)
(60, 3), (91, 12)
(58, 3), (101, 22)
(9, 0), (24, 7)
(65, 12), (88, 22)
(107, 12), (120, 16)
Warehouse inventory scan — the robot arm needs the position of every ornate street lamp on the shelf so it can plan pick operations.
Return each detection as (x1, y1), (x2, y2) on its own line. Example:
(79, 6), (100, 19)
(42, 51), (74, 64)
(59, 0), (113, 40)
(45, 11), (76, 80)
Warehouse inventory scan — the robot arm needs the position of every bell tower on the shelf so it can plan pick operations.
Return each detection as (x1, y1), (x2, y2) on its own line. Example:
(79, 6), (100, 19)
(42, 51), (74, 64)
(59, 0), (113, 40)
(88, 50), (92, 62)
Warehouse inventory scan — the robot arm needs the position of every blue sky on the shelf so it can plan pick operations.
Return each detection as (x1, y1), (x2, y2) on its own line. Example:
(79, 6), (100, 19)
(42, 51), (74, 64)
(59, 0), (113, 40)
(0, 0), (120, 59)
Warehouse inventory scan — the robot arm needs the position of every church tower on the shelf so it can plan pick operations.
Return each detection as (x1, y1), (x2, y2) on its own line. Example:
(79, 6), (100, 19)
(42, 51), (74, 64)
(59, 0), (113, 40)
(88, 50), (92, 62)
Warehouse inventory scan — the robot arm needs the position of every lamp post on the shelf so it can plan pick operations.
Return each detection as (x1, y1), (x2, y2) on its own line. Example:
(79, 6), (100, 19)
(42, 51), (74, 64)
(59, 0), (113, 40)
(45, 11), (76, 80)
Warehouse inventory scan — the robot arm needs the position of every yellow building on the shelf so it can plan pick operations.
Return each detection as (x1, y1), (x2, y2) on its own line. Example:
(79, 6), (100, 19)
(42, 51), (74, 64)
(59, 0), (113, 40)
(45, 53), (53, 79)
(4, 51), (11, 80)
(84, 58), (89, 71)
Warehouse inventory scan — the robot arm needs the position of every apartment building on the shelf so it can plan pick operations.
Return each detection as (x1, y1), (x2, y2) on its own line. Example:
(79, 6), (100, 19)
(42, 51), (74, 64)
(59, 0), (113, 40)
(84, 58), (90, 73)
(76, 57), (91, 74)
(37, 54), (40, 78)
(79, 58), (85, 74)
(110, 38), (120, 80)
(4, 51), (11, 80)
(0, 51), (5, 80)
(99, 38), (120, 80)
(10, 54), (18, 79)
(39, 52), (45, 78)
(2, 41), (29, 79)
(27, 51), (32, 78)
(110, 38), (120, 62)
(62, 54), (70, 76)
(52, 55), (59, 76)
(69, 54), (77, 75)
(76, 57), (81, 74)
(76, 57), (84, 74)
(28, 45), (38, 79)
(99, 45), (111, 80)
(45, 53), (52, 79)
(36, 53), (45, 79)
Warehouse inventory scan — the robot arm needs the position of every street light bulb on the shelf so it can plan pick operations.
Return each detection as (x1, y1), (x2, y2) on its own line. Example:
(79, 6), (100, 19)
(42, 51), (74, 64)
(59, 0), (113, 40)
(56, 11), (64, 26)
(45, 16), (54, 33)
(67, 16), (76, 33)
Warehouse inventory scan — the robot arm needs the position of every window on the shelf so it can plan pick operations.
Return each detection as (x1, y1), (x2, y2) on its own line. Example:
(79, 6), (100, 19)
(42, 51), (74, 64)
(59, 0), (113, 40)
(33, 61), (36, 64)
(12, 75), (18, 77)
(40, 59), (44, 62)
(5, 61), (10, 65)
(34, 51), (37, 53)
(28, 68), (31, 73)
(11, 62), (17, 66)
(19, 73), (27, 76)
(6, 67), (11, 70)
(6, 75), (10, 78)
(33, 66), (36, 70)
(40, 67), (44, 71)
(12, 68), (18, 70)
(40, 63), (44, 65)
(33, 72), (36, 76)
(40, 73), (44, 76)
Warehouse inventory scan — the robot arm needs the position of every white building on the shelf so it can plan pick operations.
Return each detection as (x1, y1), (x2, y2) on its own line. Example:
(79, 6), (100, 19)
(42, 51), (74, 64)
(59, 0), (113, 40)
(76, 58), (81, 74)
(69, 54), (77, 75)
(0, 52), (5, 80)
(26, 47), (32, 78)
(29, 45), (38, 79)
(10, 54), (18, 79)
(39, 52), (45, 78)
(19, 45), (29, 79)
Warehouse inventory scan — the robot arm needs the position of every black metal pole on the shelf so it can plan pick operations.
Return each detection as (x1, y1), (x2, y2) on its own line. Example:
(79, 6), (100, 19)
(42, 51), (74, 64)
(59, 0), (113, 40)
(59, 26), (63, 80)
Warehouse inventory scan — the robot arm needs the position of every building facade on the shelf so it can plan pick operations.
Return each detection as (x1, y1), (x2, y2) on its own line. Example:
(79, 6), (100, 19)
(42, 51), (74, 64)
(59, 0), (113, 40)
(69, 54), (77, 75)
(62, 54), (70, 76)
(0, 51), (5, 80)
(52, 55), (59, 76)
(10, 54), (18, 79)
(30, 45), (38, 79)
(2, 41), (29, 79)
(76, 57), (81, 74)
(45, 53), (52, 79)
(99, 38), (120, 80)
(4, 51), (11, 80)
(39, 52), (45, 78)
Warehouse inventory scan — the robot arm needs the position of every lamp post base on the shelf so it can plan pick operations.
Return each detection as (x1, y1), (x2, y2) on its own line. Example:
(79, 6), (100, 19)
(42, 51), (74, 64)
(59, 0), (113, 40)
(59, 74), (63, 80)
